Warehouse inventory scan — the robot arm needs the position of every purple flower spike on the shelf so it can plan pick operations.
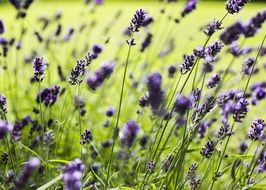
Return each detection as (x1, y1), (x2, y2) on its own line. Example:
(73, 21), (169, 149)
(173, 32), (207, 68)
(33, 57), (46, 82)
(220, 22), (244, 45)
(0, 95), (7, 114)
(146, 72), (165, 115)
(174, 94), (192, 115)
(201, 140), (216, 158)
(120, 120), (140, 148)
(128, 9), (146, 33)
(0, 19), (4, 34)
(206, 73), (221, 88)
(179, 54), (196, 74)
(62, 158), (85, 190)
(36, 85), (60, 107)
(87, 61), (115, 90)
(0, 120), (13, 140)
(232, 98), (249, 122)
(248, 119), (265, 141)
(181, 0), (198, 17)
(242, 57), (255, 76)
(226, 0), (249, 14)
(15, 157), (40, 189)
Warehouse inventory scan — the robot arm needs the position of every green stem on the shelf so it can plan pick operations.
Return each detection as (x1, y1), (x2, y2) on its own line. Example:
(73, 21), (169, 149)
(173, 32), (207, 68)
(105, 33), (134, 189)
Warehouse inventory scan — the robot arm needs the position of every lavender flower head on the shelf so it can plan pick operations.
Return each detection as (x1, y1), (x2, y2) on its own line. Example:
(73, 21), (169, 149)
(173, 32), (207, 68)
(146, 72), (165, 115)
(120, 120), (140, 148)
(204, 19), (223, 36)
(200, 140), (216, 158)
(33, 57), (46, 82)
(206, 73), (221, 88)
(0, 19), (4, 34)
(232, 98), (249, 122)
(36, 85), (60, 107)
(248, 119), (265, 141)
(205, 40), (223, 57)
(9, 0), (21, 10)
(0, 120), (13, 140)
(87, 61), (115, 90)
(174, 94), (192, 115)
(15, 157), (40, 189)
(242, 57), (255, 76)
(179, 54), (196, 74)
(0, 95), (7, 114)
(243, 10), (266, 38)
(181, 0), (198, 17)
(69, 53), (93, 85)
(128, 9), (146, 33)
(62, 158), (85, 190)
(220, 21), (244, 45)
(226, 0), (249, 14)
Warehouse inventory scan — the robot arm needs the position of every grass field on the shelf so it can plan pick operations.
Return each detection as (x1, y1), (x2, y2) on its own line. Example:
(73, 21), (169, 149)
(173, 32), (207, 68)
(0, 0), (266, 189)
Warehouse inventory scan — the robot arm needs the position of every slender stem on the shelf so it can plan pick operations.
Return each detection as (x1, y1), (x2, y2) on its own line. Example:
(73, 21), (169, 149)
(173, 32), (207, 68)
(105, 34), (134, 189)
(243, 33), (266, 94)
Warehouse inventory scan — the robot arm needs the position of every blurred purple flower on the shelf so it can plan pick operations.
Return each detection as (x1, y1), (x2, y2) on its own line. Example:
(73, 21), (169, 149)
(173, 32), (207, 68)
(62, 158), (85, 190)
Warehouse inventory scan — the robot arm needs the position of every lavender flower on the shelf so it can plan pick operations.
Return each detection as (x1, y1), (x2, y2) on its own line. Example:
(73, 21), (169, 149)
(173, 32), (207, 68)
(64, 28), (75, 41)
(174, 94), (192, 115)
(2, 152), (8, 165)
(0, 120), (13, 140)
(106, 107), (115, 117)
(200, 140), (216, 158)
(91, 44), (103, 59)
(250, 82), (266, 105)
(181, 0), (198, 17)
(36, 85), (60, 107)
(258, 151), (266, 173)
(87, 61), (115, 90)
(15, 157), (40, 189)
(232, 98), (249, 122)
(205, 40), (223, 57)
(179, 54), (196, 74)
(80, 129), (93, 145)
(225, 0), (249, 14)
(22, 0), (34, 9)
(62, 158), (85, 190)
(69, 53), (92, 85)
(243, 10), (266, 38)
(239, 141), (248, 153)
(204, 19), (223, 36)
(193, 46), (205, 59)
(0, 95), (7, 114)
(0, 19), (4, 34)
(220, 22), (244, 45)
(248, 119), (265, 141)
(120, 120), (140, 148)
(228, 43), (252, 57)
(206, 73), (221, 88)
(196, 119), (215, 138)
(9, 0), (21, 10)
(33, 57), (46, 82)
(143, 16), (154, 27)
(168, 65), (177, 78)
(140, 33), (153, 52)
(242, 57), (255, 75)
(146, 72), (165, 114)
(128, 9), (146, 33)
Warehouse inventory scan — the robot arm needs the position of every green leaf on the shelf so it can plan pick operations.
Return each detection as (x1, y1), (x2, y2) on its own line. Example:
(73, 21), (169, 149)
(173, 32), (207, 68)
(231, 158), (240, 181)
(186, 147), (201, 153)
(36, 174), (62, 190)
(47, 159), (70, 164)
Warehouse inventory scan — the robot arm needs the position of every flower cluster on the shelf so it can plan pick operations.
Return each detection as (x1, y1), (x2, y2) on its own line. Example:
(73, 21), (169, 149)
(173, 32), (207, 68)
(36, 85), (60, 107)
(87, 61), (115, 90)
(62, 158), (85, 190)
(120, 120), (140, 148)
